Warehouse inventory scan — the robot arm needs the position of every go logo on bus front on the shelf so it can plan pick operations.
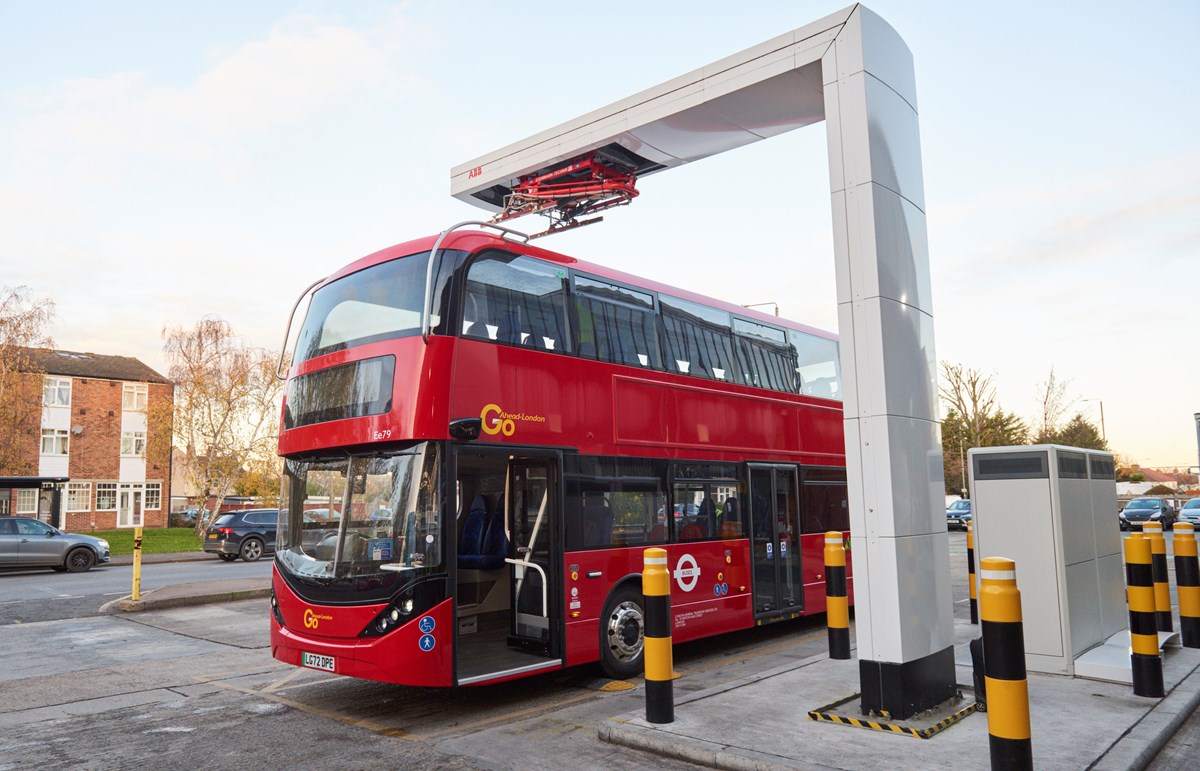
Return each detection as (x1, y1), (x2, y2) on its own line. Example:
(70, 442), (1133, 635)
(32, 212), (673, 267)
(303, 609), (333, 629)
(480, 403), (546, 438)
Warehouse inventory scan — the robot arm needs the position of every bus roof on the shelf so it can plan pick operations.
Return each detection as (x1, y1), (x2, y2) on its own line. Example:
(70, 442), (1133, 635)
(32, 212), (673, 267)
(321, 228), (838, 343)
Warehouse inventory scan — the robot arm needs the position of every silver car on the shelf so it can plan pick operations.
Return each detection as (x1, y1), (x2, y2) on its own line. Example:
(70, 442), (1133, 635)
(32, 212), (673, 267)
(0, 517), (111, 572)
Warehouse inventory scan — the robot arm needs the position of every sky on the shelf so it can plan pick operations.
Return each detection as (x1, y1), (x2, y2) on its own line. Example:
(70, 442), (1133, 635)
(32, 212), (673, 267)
(1, 1), (1197, 470)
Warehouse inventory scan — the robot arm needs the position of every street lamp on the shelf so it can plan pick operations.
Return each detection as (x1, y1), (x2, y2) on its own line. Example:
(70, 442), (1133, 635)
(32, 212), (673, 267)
(1081, 398), (1106, 442)
(1193, 412), (1199, 486)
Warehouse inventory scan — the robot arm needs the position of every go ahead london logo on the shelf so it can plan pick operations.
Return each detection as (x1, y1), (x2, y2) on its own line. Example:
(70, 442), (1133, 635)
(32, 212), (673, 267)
(480, 403), (546, 437)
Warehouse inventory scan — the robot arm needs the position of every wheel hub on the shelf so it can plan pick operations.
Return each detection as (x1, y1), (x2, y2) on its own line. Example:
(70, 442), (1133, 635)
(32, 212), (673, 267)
(606, 601), (644, 662)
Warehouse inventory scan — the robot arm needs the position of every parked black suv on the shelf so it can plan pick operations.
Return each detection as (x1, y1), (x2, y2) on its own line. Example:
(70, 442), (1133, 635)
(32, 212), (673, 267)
(1118, 498), (1176, 532)
(204, 509), (279, 562)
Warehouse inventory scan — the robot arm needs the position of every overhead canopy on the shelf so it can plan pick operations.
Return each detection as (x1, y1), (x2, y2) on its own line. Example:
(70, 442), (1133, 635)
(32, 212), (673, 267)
(451, 7), (856, 212)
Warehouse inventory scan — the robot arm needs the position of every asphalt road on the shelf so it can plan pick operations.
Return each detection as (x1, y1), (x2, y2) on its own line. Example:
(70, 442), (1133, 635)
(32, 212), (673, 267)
(0, 556), (272, 624)
(0, 588), (832, 769)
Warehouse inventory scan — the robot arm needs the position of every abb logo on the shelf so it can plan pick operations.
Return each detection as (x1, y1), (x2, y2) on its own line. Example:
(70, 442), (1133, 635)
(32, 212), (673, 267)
(467, 166), (482, 179)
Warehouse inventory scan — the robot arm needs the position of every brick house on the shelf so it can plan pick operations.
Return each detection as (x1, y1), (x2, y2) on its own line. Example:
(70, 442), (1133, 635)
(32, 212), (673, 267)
(0, 348), (173, 531)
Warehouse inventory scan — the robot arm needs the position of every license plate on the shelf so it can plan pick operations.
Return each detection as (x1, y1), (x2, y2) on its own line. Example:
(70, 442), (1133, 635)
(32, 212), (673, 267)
(302, 652), (335, 672)
(207, 534), (218, 539)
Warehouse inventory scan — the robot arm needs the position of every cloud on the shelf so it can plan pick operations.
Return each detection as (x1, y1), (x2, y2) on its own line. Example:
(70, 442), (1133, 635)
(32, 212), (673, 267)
(3, 13), (425, 176)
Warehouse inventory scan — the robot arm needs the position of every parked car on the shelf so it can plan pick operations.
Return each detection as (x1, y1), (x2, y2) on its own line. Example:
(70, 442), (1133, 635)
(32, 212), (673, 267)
(945, 499), (972, 530)
(1118, 498), (1177, 531)
(204, 509), (279, 562)
(0, 517), (111, 572)
(1178, 499), (1200, 525)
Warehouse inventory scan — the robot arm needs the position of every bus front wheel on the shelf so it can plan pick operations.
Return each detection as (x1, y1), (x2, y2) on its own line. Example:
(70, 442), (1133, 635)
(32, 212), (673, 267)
(600, 584), (645, 679)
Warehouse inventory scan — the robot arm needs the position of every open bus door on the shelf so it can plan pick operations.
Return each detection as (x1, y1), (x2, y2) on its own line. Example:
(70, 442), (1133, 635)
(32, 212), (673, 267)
(453, 447), (562, 685)
(748, 464), (803, 620)
(505, 459), (556, 653)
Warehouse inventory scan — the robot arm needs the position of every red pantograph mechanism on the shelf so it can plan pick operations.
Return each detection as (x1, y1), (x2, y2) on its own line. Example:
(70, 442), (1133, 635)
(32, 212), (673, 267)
(490, 152), (639, 238)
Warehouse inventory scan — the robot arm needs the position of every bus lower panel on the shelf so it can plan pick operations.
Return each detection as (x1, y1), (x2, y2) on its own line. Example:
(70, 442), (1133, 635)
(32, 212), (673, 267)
(271, 596), (455, 687)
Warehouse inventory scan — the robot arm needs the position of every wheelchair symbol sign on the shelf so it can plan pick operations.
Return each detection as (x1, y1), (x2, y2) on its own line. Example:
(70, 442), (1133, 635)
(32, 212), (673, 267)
(418, 616), (436, 634)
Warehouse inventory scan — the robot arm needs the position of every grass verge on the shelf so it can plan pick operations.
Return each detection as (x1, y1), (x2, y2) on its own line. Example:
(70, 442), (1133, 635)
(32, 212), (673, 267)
(93, 527), (204, 555)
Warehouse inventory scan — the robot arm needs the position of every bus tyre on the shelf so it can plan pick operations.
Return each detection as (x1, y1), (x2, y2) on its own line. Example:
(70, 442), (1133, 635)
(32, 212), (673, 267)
(600, 584), (645, 679)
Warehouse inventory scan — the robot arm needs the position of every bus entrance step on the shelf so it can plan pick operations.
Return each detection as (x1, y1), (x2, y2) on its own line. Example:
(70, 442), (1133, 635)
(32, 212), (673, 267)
(507, 635), (550, 655)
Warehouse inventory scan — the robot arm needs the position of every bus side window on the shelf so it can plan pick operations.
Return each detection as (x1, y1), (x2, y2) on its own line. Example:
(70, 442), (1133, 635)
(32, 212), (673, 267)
(563, 455), (668, 551)
(799, 468), (849, 533)
(462, 250), (570, 353)
(660, 295), (740, 384)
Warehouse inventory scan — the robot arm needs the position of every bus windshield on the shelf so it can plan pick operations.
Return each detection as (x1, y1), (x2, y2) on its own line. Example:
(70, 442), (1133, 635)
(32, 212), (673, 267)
(277, 443), (442, 601)
(293, 249), (463, 364)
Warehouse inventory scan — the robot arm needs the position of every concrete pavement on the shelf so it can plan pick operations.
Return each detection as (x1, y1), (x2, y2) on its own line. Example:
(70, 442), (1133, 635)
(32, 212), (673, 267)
(105, 552), (1200, 768)
(599, 617), (1200, 770)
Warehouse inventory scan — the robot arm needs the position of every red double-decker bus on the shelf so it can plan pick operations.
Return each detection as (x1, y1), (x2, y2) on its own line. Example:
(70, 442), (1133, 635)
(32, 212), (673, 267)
(270, 223), (851, 686)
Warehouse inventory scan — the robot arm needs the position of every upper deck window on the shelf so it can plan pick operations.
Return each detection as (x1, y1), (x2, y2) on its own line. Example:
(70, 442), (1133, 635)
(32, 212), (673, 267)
(462, 251), (569, 353)
(573, 276), (660, 369)
(294, 250), (461, 364)
(660, 295), (739, 383)
(790, 331), (841, 400)
(733, 318), (800, 393)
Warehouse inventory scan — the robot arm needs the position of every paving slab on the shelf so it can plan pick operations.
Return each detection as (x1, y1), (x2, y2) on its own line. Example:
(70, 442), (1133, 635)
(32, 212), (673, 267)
(600, 618), (1200, 770)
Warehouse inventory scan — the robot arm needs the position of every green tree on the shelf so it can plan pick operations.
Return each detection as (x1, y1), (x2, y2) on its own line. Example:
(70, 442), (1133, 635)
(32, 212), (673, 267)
(1047, 412), (1108, 450)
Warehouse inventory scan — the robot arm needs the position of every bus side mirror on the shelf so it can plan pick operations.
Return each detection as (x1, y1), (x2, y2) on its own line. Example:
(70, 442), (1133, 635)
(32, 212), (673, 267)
(449, 418), (483, 440)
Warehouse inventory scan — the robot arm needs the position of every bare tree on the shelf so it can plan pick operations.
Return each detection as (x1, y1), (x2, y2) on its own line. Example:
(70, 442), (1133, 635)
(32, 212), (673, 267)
(0, 287), (55, 475)
(939, 362), (1028, 494)
(162, 318), (284, 532)
(1033, 366), (1072, 443)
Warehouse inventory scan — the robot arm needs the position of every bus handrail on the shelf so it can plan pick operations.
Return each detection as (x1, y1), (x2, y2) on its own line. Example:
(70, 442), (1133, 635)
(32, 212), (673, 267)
(275, 275), (330, 381)
(421, 221), (530, 343)
(504, 557), (548, 619)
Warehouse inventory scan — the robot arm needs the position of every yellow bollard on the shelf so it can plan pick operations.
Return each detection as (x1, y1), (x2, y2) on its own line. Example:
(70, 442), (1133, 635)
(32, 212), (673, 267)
(1142, 522), (1173, 632)
(1124, 534), (1165, 697)
(824, 531), (850, 659)
(980, 557), (1032, 770)
(967, 524), (978, 624)
(642, 547), (673, 723)
(1173, 523), (1200, 648)
(132, 526), (143, 602)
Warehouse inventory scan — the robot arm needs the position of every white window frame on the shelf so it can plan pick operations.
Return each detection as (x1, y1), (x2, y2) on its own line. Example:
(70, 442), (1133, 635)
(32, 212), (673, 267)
(145, 482), (162, 511)
(43, 376), (71, 407)
(41, 428), (69, 455)
(16, 489), (38, 514)
(122, 383), (148, 412)
(120, 431), (146, 457)
(96, 482), (118, 512)
(66, 482), (92, 512)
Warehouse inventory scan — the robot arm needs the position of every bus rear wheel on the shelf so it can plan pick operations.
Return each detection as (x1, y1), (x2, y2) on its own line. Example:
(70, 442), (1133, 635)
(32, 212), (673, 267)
(600, 584), (645, 679)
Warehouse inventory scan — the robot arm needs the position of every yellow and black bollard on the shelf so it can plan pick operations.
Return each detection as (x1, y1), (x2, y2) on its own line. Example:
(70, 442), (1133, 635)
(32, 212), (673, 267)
(132, 525), (143, 602)
(642, 547), (673, 723)
(967, 524), (978, 625)
(979, 557), (1032, 770)
(1124, 534), (1165, 697)
(1143, 522), (1173, 632)
(1173, 523), (1200, 648)
(824, 531), (850, 659)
